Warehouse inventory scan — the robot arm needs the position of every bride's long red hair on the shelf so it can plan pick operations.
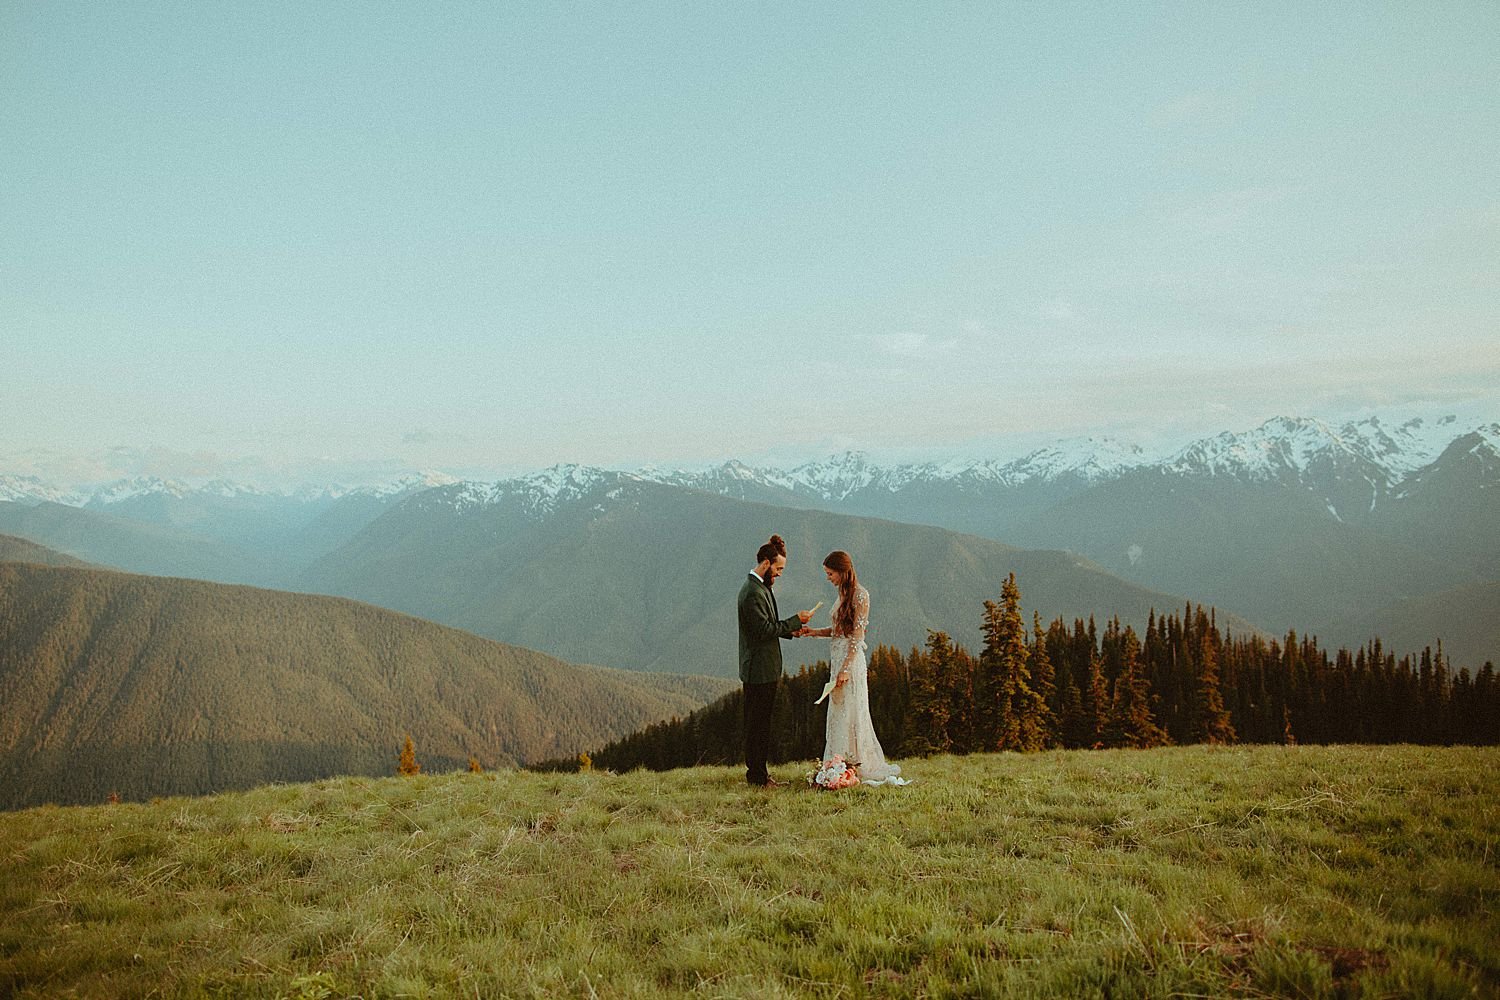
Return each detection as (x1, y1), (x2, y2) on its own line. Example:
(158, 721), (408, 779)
(823, 551), (859, 637)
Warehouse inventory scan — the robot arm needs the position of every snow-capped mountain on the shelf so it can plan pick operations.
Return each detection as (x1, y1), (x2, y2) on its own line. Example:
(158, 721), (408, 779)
(641, 415), (1492, 512)
(84, 476), (195, 507)
(644, 436), (1153, 507)
(4, 411), (1488, 515)
(1336, 414), (1479, 478)
(1391, 424), (1500, 501)
(407, 464), (634, 518)
(1164, 417), (1342, 481)
(0, 470), (464, 511)
(0, 474), (89, 507)
(351, 470), (462, 499)
(985, 436), (1151, 487)
(4, 410), (1495, 667)
(1156, 415), (1483, 490)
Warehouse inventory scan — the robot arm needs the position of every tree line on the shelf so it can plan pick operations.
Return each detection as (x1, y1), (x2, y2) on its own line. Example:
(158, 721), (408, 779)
(545, 574), (1498, 773)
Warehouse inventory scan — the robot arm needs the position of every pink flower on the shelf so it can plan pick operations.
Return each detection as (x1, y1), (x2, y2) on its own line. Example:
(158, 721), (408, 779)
(807, 754), (862, 789)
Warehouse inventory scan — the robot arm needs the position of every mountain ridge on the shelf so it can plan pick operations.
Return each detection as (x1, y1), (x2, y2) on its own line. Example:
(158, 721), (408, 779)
(4, 412), (1494, 666)
(301, 474), (1268, 677)
(4, 413), (1492, 508)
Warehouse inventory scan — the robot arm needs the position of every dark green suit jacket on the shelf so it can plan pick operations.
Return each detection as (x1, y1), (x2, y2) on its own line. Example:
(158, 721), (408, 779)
(737, 573), (802, 685)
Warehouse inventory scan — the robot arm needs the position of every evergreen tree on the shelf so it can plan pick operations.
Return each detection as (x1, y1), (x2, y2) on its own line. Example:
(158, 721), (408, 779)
(945, 645), (982, 754)
(1054, 626), (1088, 749)
(977, 599), (1004, 747)
(1029, 611), (1061, 748)
(903, 631), (954, 757)
(398, 734), (420, 775)
(1084, 651), (1110, 749)
(1188, 627), (1236, 744)
(1103, 627), (1170, 749)
(1473, 663), (1498, 745)
(869, 645), (911, 753)
(981, 574), (1050, 752)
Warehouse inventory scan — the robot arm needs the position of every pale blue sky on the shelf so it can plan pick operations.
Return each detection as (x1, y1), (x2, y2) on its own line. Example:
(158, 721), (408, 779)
(4, 3), (1497, 486)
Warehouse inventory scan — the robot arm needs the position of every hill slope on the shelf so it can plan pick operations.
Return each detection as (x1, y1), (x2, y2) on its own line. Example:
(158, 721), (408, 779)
(0, 563), (732, 809)
(0, 500), (287, 586)
(1006, 471), (1474, 635)
(301, 476), (1263, 676)
(1, 747), (1494, 997)
(0, 534), (94, 568)
(1325, 580), (1500, 669)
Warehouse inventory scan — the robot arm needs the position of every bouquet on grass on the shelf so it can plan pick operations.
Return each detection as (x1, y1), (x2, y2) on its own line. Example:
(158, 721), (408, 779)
(808, 753), (860, 790)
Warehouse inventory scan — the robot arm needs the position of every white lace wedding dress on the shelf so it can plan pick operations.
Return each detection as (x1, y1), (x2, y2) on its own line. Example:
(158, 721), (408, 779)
(824, 586), (908, 786)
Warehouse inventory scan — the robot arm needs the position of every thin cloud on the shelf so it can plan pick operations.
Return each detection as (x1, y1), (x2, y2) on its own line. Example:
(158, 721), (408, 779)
(872, 331), (963, 362)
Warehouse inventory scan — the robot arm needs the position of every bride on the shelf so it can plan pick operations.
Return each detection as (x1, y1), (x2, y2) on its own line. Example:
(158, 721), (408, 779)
(802, 551), (908, 787)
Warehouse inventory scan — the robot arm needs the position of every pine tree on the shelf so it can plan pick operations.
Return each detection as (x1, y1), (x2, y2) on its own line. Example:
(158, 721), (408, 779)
(1188, 627), (1237, 744)
(397, 734), (420, 775)
(1084, 652), (1110, 749)
(945, 645), (981, 754)
(903, 631), (954, 757)
(978, 599), (1004, 747)
(1029, 611), (1061, 748)
(1055, 640), (1087, 748)
(982, 574), (1050, 752)
(1103, 627), (1170, 749)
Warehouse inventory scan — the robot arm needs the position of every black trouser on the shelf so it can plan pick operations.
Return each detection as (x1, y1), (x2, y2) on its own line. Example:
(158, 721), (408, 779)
(743, 680), (777, 784)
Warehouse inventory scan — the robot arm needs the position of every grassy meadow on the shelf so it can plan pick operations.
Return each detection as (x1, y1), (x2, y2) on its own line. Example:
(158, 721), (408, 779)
(1, 745), (1495, 998)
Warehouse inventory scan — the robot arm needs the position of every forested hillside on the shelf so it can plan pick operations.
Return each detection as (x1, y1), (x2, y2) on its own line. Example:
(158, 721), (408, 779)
(0, 534), (93, 568)
(0, 563), (731, 809)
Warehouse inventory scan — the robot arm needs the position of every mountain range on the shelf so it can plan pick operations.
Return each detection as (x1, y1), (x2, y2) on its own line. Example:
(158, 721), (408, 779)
(297, 471), (1262, 676)
(2, 413), (1495, 668)
(651, 415), (1500, 661)
(0, 555), (733, 809)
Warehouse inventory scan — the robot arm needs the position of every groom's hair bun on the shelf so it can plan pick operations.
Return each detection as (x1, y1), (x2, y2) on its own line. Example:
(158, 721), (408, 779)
(756, 534), (787, 563)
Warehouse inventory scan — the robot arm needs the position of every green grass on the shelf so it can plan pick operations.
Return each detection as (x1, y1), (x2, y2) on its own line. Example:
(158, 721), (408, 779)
(2, 745), (1495, 998)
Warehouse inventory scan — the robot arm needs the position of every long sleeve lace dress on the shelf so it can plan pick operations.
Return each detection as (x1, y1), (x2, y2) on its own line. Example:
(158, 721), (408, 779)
(823, 586), (907, 786)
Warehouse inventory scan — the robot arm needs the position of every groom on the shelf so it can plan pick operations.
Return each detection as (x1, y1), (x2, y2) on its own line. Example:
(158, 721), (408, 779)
(737, 534), (814, 787)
